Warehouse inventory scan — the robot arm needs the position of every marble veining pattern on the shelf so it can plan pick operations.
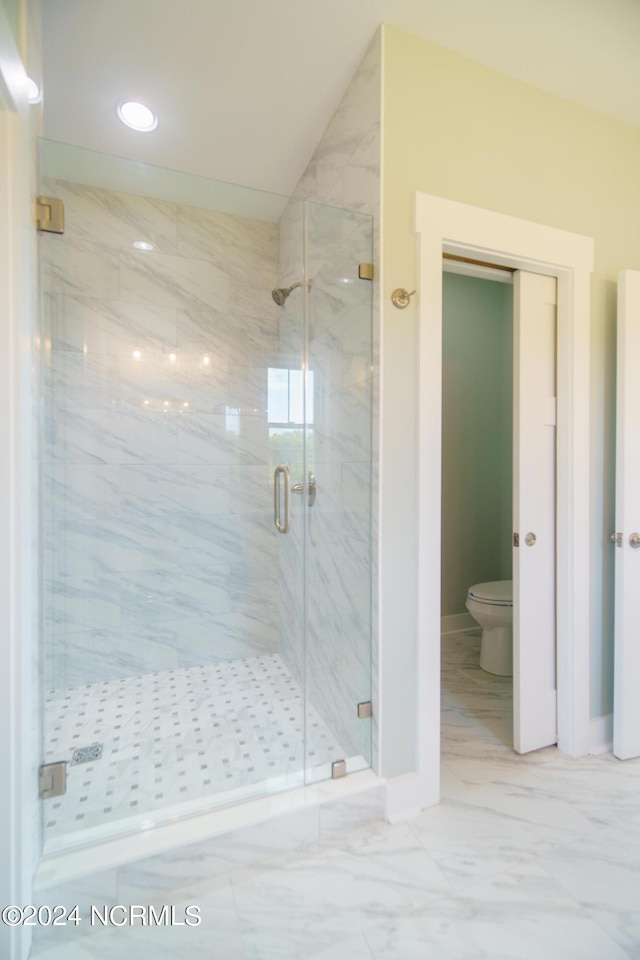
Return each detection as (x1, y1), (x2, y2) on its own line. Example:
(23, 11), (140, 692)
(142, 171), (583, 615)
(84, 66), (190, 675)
(42, 654), (346, 842)
(31, 630), (640, 959)
(41, 179), (281, 688)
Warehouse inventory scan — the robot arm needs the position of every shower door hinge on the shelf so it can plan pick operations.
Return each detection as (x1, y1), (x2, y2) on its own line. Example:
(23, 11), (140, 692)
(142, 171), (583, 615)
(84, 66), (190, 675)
(357, 700), (373, 719)
(39, 761), (67, 799)
(331, 759), (347, 779)
(36, 195), (65, 234)
(358, 263), (374, 281)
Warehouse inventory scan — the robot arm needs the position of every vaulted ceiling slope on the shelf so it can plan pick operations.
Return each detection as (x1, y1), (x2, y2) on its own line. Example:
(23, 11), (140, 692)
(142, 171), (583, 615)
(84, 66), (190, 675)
(41, 0), (640, 197)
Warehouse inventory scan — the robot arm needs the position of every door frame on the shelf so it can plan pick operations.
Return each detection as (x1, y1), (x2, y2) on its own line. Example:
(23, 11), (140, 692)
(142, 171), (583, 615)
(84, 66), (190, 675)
(415, 193), (594, 807)
(0, 7), (39, 959)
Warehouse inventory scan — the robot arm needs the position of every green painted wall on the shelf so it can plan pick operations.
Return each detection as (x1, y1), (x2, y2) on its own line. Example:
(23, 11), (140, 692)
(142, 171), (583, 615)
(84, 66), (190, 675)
(379, 25), (640, 774)
(441, 273), (512, 616)
(1, 0), (20, 43)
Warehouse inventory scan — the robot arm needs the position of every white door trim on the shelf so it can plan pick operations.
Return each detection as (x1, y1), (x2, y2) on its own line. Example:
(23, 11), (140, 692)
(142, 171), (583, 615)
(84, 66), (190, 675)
(0, 8), (39, 959)
(414, 193), (594, 807)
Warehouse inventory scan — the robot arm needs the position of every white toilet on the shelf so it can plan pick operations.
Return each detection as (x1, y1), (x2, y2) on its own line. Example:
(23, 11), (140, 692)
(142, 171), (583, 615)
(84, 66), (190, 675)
(465, 580), (513, 676)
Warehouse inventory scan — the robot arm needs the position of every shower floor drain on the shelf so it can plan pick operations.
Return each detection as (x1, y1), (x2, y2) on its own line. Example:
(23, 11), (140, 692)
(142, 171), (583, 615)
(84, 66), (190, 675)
(70, 744), (103, 765)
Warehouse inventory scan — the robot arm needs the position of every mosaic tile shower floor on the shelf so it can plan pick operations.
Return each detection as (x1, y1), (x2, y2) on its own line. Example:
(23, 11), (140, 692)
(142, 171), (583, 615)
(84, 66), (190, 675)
(42, 654), (345, 841)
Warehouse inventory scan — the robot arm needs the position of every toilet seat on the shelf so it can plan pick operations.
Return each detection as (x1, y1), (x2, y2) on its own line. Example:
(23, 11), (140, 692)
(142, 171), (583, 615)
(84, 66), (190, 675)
(467, 580), (512, 606)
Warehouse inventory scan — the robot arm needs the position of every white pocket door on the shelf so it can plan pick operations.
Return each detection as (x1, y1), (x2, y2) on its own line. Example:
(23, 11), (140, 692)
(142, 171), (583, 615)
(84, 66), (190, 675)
(513, 272), (558, 754)
(613, 270), (640, 760)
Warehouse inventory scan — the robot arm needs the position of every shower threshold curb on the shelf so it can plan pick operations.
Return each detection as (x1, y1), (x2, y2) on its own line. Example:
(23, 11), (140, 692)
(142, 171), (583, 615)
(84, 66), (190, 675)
(35, 769), (385, 889)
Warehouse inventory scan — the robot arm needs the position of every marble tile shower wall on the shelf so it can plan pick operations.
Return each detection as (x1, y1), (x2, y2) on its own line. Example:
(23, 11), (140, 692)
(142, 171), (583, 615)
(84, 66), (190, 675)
(305, 208), (374, 761)
(41, 178), (281, 689)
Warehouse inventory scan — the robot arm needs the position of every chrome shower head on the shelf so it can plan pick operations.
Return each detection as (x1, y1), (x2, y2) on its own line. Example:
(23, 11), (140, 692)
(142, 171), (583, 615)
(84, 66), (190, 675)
(272, 281), (302, 306)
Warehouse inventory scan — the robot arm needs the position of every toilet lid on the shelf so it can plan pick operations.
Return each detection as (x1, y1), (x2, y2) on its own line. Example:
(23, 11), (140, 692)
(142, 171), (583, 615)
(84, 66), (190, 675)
(467, 580), (512, 605)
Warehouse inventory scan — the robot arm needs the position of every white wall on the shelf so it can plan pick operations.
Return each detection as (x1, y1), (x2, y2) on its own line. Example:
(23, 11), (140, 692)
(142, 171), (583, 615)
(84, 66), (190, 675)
(381, 27), (640, 769)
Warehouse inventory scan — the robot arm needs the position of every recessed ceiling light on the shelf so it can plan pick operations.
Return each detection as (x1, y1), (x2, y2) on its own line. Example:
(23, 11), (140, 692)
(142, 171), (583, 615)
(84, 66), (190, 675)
(26, 77), (41, 104)
(133, 240), (154, 251)
(117, 100), (158, 132)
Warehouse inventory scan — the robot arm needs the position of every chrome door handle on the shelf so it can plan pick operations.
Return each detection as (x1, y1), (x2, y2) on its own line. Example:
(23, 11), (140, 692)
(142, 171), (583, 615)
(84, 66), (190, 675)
(274, 465), (290, 533)
(630, 533), (640, 549)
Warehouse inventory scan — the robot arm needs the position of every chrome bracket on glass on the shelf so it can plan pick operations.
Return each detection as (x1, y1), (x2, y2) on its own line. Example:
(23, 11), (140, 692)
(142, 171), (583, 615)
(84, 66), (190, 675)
(273, 465), (291, 534)
(291, 477), (317, 507)
(39, 761), (67, 799)
(331, 759), (347, 779)
(36, 195), (65, 234)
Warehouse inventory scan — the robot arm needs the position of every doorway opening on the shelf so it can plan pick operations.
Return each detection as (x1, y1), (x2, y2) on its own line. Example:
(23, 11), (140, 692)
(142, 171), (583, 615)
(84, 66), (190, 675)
(439, 259), (561, 787)
(414, 190), (593, 809)
(440, 266), (516, 783)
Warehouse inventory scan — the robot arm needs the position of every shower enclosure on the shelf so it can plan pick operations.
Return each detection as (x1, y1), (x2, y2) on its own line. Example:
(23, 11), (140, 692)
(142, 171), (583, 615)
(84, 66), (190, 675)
(38, 145), (374, 850)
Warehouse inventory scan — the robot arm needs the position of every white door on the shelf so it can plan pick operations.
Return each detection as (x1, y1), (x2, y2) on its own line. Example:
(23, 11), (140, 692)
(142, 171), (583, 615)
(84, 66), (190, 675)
(513, 271), (558, 754)
(613, 270), (640, 760)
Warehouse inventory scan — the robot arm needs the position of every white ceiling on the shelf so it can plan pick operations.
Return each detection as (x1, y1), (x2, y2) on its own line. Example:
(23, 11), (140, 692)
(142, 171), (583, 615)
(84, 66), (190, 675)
(41, 0), (640, 198)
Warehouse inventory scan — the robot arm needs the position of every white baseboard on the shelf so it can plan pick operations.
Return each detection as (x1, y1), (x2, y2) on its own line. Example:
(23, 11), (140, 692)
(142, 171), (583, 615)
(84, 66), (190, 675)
(589, 714), (612, 755)
(384, 773), (422, 824)
(441, 613), (476, 635)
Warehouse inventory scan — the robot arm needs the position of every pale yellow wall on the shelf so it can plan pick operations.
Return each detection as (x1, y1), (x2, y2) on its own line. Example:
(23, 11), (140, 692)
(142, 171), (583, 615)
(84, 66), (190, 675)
(380, 25), (640, 773)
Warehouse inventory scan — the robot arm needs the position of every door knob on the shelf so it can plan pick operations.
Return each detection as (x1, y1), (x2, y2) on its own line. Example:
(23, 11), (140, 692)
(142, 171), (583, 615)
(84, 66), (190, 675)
(524, 532), (537, 547)
(630, 533), (640, 549)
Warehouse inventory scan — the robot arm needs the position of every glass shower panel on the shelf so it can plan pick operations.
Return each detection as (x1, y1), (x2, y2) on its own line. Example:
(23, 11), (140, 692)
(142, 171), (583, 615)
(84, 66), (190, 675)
(303, 201), (374, 783)
(270, 196), (307, 783)
(38, 144), (307, 847)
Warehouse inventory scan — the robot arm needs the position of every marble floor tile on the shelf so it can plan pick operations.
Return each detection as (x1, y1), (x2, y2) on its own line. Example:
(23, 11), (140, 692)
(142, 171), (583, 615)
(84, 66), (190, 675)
(439, 760), (468, 798)
(540, 813), (640, 958)
(525, 751), (640, 829)
(454, 775), (598, 838)
(310, 934), (374, 959)
(114, 886), (245, 960)
(407, 786), (584, 892)
(230, 820), (450, 960)
(364, 861), (632, 960)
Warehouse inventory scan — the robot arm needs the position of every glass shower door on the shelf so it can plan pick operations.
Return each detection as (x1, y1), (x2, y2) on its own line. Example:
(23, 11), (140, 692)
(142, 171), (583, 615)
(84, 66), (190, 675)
(37, 145), (309, 847)
(37, 146), (373, 848)
(268, 195), (308, 794)
(303, 201), (374, 783)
